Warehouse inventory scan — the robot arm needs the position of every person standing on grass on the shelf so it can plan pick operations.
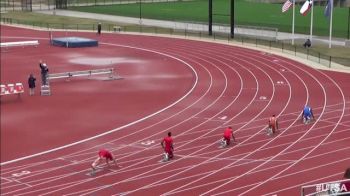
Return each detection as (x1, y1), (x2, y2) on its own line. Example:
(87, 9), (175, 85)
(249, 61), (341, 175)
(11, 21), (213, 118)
(28, 74), (36, 96)
(161, 132), (174, 161)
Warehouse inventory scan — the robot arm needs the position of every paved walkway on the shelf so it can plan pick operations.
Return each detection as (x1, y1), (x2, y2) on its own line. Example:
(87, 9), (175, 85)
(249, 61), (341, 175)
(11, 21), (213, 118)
(31, 9), (350, 72)
(37, 9), (348, 47)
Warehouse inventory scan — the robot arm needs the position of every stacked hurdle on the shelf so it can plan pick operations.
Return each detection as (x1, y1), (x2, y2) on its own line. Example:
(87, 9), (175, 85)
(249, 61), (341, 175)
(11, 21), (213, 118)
(47, 68), (116, 80)
(0, 41), (39, 52)
(40, 68), (120, 96)
(0, 83), (24, 98)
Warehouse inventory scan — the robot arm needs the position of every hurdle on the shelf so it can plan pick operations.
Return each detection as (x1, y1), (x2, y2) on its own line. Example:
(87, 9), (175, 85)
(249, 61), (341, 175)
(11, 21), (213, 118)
(0, 83), (24, 99)
(47, 68), (118, 81)
(0, 40), (39, 48)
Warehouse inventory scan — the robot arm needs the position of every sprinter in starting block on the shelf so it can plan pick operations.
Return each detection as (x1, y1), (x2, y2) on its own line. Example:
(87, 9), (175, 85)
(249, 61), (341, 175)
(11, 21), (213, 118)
(220, 127), (236, 148)
(161, 132), (174, 161)
(91, 149), (118, 175)
(302, 105), (315, 124)
(267, 114), (278, 136)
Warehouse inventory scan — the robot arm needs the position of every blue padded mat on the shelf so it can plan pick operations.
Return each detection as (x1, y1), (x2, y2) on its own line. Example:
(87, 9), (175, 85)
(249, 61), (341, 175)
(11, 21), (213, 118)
(52, 37), (98, 48)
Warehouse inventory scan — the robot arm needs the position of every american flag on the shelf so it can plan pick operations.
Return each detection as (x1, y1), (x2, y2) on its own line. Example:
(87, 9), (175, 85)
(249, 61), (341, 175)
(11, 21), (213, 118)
(282, 0), (293, 13)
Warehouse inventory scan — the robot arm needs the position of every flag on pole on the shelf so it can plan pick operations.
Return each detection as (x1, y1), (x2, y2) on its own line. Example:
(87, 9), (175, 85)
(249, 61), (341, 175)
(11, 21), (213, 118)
(324, 0), (333, 19)
(300, 0), (313, 16)
(282, 0), (293, 13)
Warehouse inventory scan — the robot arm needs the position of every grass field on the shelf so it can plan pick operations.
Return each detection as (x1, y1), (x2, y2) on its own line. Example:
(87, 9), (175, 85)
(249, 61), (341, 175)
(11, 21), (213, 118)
(68, 0), (350, 38)
(1, 10), (349, 66)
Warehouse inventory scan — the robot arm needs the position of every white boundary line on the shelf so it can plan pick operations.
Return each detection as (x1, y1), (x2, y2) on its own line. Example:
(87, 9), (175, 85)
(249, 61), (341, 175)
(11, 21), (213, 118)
(165, 39), (333, 196)
(166, 148), (350, 195)
(2, 31), (348, 194)
(156, 39), (305, 196)
(0, 43), (199, 166)
(2, 36), (246, 194)
(231, 52), (346, 196)
(93, 39), (290, 195)
(37, 36), (251, 196)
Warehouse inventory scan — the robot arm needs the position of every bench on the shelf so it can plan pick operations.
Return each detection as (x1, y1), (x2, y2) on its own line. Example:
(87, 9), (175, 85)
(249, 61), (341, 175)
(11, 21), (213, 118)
(47, 68), (116, 80)
(0, 83), (24, 97)
(113, 26), (122, 32)
(0, 40), (39, 48)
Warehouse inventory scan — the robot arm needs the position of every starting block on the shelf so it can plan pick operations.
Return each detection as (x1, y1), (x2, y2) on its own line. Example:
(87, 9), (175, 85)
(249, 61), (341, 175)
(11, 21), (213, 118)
(219, 139), (227, 148)
(303, 117), (313, 125)
(87, 167), (103, 176)
(267, 127), (273, 136)
(160, 153), (171, 162)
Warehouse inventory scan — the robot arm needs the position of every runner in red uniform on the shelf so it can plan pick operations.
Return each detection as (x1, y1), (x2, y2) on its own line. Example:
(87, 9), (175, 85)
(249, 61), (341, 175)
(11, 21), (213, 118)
(223, 127), (236, 146)
(91, 149), (117, 171)
(268, 115), (279, 135)
(161, 132), (174, 160)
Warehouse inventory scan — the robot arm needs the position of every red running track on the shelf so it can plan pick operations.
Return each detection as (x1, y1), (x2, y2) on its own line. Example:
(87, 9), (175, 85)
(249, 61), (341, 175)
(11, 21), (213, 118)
(1, 25), (350, 196)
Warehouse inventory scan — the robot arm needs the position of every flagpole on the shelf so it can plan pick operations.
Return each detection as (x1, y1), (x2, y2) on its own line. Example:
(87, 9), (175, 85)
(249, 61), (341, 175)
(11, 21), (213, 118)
(310, 0), (314, 41)
(329, 0), (333, 48)
(292, 0), (295, 45)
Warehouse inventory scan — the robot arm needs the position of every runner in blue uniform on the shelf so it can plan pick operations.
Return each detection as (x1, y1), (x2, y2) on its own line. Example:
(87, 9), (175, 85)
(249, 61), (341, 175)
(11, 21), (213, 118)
(302, 105), (314, 124)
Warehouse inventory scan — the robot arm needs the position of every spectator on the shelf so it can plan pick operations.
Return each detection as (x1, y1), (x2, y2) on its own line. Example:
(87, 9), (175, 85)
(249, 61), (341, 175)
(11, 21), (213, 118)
(39, 61), (49, 86)
(28, 74), (36, 96)
(303, 38), (311, 48)
(97, 22), (102, 35)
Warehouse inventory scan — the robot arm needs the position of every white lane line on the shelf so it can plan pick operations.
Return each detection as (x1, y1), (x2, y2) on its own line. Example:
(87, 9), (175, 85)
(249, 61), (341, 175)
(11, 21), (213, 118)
(3, 39), (243, 195)
(118, 145), (350, 194)
(34, 39), (262, 196)
(214, 157), (350, 196)
(175, 154), (297, 163)
(39, 38), (242, 196)
(200, 58), (327, 196)
(118, 41), (293, 195)
(159, 45), (298, 196)
(1, 43), (199, 167)
(232, 58), (346, 196)
(263, 172), (345, 196)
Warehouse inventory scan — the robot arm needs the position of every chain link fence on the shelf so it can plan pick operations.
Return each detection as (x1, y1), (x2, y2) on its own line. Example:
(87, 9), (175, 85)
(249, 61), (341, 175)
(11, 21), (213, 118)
(2, 17), (349, 68)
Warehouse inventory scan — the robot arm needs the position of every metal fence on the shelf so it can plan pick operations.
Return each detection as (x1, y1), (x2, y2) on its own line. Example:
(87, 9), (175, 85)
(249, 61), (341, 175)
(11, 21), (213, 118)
(0, 0), (180, 11)
(1, 17), (349, 68)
